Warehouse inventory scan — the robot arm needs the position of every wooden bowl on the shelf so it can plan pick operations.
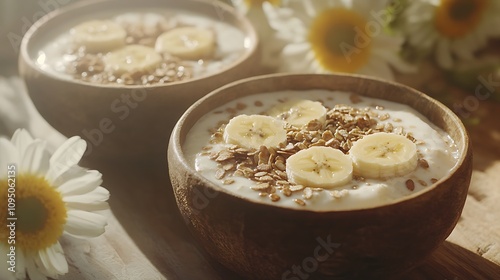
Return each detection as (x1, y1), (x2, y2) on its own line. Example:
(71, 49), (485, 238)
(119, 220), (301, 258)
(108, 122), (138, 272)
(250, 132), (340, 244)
(168, 73), (473, 279)
(19, 0), (258, 162)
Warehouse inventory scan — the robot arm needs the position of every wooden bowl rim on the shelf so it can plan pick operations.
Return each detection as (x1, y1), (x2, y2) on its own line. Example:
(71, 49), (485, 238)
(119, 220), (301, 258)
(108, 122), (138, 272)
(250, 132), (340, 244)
(170, 73), (471, 213)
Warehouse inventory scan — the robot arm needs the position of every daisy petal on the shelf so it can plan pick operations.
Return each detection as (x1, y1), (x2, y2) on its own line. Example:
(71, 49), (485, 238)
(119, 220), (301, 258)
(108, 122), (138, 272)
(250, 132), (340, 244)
(310, 57), (327, 73)
(20, 139), (50, 175)
(280, 43), (314, 72)
(302, 0), (322, 18)
(65, 210), (107, 238)
(263, 2), (307, 41)
(12, 129), (34, 151)
(38, 243), (68, 275)
(57, 170), (102, 196)
(0, 138), (17, 178)
(282, 42), (310, 58)
(46, 136), (87, 184)
(15, 249), (27, 280)
(66, 201), (109, 212)
(372, 49), (417, 73)
(26, 257), (47, 280)
(64, 186), (110, 211)
(230, 0), (249, 14)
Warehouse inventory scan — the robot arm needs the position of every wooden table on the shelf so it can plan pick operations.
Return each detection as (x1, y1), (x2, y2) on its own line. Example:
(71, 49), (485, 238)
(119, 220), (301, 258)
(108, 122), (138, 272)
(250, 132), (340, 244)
(1, 62), (499, 279)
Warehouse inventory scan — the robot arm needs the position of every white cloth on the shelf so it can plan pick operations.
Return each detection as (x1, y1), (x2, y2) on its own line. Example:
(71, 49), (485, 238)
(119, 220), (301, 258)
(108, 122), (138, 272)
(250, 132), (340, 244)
(0, 76), (65, 149)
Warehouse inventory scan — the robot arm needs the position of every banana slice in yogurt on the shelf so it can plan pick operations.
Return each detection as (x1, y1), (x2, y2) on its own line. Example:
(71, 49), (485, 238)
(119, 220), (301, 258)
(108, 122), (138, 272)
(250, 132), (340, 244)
(103, 45), (162, 75)
(70, 20), (126, 53)
(286, 146), (353, 189)
(349, 132), (418, 179)
(267, 99), (327, 128)
(223, 114), (287, 150)
(155, 27), (216, 60)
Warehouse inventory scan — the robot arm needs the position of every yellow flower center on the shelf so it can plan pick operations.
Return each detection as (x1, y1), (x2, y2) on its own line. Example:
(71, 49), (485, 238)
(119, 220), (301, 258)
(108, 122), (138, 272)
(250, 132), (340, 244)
(0, 174), (67, 253)
(244, 0), (280, 8)
(434, 0), (488, 38)
(308, 8), (372, 73)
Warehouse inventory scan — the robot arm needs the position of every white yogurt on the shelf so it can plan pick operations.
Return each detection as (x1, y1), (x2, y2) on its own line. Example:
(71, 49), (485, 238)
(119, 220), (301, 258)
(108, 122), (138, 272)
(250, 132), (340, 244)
(35, 10), (248, 82)
(183, 90), (459, 211)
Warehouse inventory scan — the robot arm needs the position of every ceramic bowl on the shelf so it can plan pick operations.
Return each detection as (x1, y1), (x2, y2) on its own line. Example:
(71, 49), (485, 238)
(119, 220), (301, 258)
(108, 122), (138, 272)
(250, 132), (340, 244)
(168, 73), (472, 279)
(19, 0), (258, 161)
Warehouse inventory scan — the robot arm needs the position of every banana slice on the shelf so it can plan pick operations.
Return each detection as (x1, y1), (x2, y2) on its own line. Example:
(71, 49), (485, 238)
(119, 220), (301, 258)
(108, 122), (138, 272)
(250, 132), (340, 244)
(267, 99), (327, 127)
(155, 27), (216, 60)
(349, 132), (418, 179)
(286, 146), (353, 189)
(103, 45), (162, 75)
(223, 115), (287, 150)
(70, 20), (126, 53)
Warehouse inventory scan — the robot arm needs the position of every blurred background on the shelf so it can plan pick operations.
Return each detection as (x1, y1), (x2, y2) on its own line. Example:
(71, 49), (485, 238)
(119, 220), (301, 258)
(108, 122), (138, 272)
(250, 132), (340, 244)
(0, 0), (82, 73)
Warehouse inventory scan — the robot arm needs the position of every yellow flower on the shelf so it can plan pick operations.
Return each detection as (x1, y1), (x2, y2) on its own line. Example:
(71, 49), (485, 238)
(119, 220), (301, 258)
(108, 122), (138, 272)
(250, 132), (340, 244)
(434, 0), (488, 38)
(0, 129), (109, 280)
(402, 0), (500, 68)
(308, 7), (373, 73)
(263, 0), (415, 80)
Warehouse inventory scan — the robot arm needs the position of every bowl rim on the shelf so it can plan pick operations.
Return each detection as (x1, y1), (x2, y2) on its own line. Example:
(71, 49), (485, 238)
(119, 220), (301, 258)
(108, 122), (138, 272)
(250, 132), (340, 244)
(19, 0), (259, 89)
(169, 72), (471, 213)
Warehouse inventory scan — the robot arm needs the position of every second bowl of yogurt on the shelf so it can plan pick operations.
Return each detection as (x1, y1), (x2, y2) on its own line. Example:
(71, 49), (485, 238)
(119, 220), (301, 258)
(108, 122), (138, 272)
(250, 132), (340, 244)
(168, 73), (472, 279)
(20, 0), (258, 161)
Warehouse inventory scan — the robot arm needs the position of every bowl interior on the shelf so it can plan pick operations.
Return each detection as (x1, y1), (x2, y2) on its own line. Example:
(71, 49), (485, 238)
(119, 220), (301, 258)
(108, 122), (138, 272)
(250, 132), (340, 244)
(174, 73), (469, 211)
(22, 0), (257, 87)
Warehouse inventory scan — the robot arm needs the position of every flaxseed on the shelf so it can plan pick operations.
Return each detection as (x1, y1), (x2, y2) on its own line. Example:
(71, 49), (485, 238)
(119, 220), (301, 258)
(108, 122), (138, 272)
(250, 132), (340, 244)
(406, 179), (415, 191)
(418, 158), (429, 169)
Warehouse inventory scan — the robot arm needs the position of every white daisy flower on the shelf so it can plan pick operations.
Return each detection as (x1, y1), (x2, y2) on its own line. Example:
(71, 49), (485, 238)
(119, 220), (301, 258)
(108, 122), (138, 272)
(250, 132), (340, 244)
(403, 0), (500, 69)
(231, 0), (286, 69)
(0, 129), (109, 280)
(231, 0), (281, 14)
(262, 0), (415, 80)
